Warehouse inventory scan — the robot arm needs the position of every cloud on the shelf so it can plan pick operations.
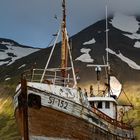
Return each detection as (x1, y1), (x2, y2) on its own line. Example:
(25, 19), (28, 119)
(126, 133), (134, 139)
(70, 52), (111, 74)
(109, 0), (140, 15)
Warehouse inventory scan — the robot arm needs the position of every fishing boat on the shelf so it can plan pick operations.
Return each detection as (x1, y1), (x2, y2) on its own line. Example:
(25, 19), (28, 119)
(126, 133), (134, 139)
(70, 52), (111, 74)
(14, 0), (135, 140)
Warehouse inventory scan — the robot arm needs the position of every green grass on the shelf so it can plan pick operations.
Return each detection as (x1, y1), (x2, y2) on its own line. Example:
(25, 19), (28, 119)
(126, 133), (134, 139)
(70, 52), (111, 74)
(0, 85), (21, 140)
(121, 83), (140, 140)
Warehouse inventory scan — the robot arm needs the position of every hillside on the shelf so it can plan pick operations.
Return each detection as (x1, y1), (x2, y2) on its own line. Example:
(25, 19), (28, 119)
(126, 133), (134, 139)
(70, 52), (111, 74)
(0, 85), (20, 140)
(0, 13), (140, 83)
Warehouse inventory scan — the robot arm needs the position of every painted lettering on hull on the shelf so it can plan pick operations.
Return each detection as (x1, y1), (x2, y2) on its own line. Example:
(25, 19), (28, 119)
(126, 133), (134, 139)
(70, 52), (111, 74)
(48, 96), (68, 110)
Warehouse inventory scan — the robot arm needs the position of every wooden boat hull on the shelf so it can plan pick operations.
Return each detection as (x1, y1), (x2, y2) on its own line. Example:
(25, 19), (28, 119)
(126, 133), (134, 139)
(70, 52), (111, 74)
(15, 106), (134, 140)
(14, 86), (134, 140)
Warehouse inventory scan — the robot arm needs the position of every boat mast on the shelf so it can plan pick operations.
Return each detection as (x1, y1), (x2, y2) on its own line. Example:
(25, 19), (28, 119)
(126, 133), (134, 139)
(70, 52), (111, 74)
(105, 4), (110, 96)
(106, 5), (109, 67)
(87, 4), (110, 96)
(61, 0), (68, 80)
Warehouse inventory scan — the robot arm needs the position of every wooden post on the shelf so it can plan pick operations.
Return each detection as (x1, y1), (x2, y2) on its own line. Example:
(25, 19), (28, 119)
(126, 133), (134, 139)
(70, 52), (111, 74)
(20, 75), (29, 140)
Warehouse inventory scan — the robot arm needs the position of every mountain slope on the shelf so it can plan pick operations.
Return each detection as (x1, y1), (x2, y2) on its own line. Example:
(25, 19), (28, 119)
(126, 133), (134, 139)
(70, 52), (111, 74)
(1, 13), (140, 83)
(0, 38), (40, 66)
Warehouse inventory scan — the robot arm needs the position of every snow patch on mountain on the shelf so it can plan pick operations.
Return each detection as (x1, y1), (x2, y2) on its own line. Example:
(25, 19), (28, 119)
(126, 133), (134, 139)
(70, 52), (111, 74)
(83, 38), (96, 45)
(110, 13), (140, 33)
(134, 41), (140, 48)
(1, 41), (13, 46)
(123, 33), (140, 40)
(0, 43), (39, 66)
(18, 64), (26, 69)
(0, 51), (9, 60)
(75, 48), (94, 63)
(0, 62), (7, 66)
(106, 48), (140, 70)
(5, 77), (11, 81)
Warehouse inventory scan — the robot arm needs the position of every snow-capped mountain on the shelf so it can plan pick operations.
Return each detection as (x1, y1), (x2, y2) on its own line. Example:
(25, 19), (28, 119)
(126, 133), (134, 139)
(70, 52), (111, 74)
(75, 13), (140, 66)
(72, 13), (140, 82)
(0, 38), (40, 66)
(0, 13), (140, 83)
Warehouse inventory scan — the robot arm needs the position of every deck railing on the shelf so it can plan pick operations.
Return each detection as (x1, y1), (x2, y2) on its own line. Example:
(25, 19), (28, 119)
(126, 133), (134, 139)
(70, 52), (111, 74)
(91, 106), (133, 130)
(22, 68), (75, 87)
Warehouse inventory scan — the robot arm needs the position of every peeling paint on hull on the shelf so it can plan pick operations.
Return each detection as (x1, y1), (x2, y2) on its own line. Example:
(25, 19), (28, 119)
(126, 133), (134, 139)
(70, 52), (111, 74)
(15, 87), (134, 140)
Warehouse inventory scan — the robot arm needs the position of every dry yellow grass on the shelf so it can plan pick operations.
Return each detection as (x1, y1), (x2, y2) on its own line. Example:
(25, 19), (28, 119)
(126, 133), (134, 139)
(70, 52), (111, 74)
(0, 85), (21, 140)
(122, 82), (140, 140)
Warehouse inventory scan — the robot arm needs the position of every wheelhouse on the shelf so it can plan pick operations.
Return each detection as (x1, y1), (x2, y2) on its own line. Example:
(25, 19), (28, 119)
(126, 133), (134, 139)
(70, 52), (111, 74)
(88, 96), (117, 119)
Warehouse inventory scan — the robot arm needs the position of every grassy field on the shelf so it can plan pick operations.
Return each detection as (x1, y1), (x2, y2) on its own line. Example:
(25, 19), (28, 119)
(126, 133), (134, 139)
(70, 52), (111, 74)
(0, 82), (139, 139)
(122, 83), (140, 140)
(0, 85), (21, 140)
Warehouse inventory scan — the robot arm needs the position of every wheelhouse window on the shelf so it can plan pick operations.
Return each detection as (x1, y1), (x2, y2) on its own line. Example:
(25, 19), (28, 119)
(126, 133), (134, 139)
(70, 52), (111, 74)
(105, 101), (110, 109)
(97, 101), (102, 109)
(89, 101), (94, 108)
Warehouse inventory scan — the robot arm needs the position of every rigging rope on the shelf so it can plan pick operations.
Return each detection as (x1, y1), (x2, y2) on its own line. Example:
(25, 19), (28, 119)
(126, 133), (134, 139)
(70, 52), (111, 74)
(40, 29), (61, 82)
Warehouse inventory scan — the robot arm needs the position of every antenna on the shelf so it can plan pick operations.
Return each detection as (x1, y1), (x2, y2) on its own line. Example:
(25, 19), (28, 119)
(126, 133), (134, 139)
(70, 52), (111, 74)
(105, 3), (111, 96)
(106, 5), (109, 66)
(87, 4), (111, 96)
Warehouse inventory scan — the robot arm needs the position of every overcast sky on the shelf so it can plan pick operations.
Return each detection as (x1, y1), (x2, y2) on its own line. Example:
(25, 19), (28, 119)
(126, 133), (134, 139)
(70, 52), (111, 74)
(0, 0), (140, 48)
